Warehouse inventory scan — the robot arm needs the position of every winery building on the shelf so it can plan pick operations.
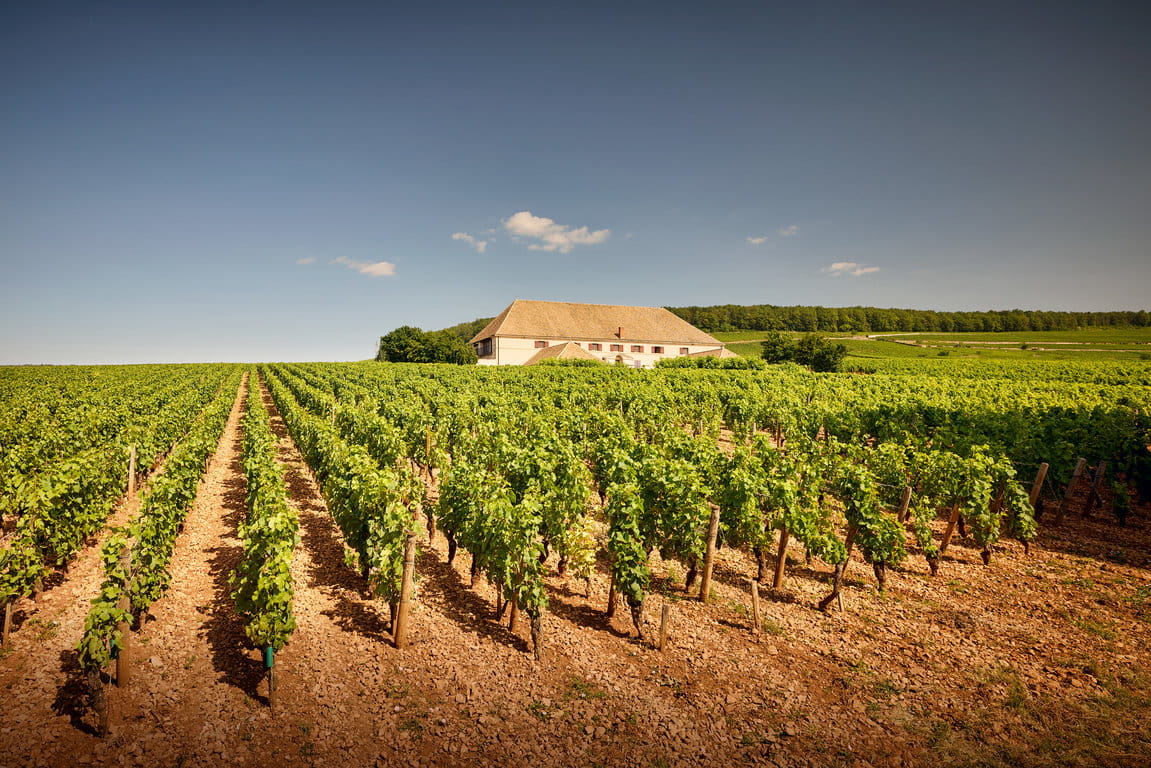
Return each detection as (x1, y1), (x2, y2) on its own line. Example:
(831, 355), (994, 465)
(469, 300), (729, 368)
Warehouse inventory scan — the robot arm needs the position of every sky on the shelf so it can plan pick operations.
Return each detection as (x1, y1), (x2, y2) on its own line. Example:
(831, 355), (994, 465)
(2, 0), (1149, 363)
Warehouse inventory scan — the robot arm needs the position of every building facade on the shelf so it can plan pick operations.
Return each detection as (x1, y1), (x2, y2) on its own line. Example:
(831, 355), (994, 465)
(469, 300), (727, 367)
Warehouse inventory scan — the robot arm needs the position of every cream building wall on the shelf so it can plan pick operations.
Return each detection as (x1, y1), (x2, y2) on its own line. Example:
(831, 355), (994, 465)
(476, 336), (723, 368)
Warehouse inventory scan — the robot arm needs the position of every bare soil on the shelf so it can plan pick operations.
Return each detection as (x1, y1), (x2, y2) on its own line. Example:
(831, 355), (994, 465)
(2, 379), (1149, 768)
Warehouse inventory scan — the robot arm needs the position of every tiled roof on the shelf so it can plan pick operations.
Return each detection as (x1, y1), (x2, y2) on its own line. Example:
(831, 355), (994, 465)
(523, 341), (604, 366)
(470, 300), (721, 345)
(688, 346), (741, 358)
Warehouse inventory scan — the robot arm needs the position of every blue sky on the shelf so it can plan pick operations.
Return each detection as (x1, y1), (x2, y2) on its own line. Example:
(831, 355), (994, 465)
(2, 1), (1149, 363)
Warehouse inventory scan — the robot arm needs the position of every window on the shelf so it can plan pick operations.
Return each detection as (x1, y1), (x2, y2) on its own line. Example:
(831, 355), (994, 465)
(476, 338), (493, 356)
(610, 343), (623, 352)
(631, 345), (644, 353)
(589, 343), (602, 351)
(652, 346), (663, 354)
(534, 340), (548, 349)
(680, 347), (689, 355)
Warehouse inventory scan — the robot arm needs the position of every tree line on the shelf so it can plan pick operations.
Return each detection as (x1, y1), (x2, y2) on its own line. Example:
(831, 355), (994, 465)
(667, 305), (1151, 334)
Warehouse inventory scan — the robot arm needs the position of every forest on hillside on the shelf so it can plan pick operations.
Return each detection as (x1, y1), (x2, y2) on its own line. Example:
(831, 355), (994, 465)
(666, 305), (1151, 334)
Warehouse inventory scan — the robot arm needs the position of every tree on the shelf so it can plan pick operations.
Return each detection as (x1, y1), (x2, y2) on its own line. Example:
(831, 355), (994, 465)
(760, 332), (796, 364)
(794, 334), (847, 372)
(810, 341), (848, 372)
(377, 326), (426, 362)
(763, 332), (847, 372)
(377, 326), (477, 364)
(423, 330), (478, 365)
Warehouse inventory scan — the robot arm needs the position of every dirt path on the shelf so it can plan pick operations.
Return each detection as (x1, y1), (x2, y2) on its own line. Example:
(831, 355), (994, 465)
(0, 487), (143, 755)
(0, 419), (190, 755)
(0, 375), (249, 765)
(233, 376), (397, 763)
(95, 372), (256, 765)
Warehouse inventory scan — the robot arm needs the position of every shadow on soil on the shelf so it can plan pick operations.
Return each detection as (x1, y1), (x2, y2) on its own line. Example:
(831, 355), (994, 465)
(415, 547), (530, 653)
(1033, 499), (1151, 570)
(543, 590), (636, 642)
(297, 500), (391, 643)
(200, 411), (267, 704)
(51, 649), (100, 736)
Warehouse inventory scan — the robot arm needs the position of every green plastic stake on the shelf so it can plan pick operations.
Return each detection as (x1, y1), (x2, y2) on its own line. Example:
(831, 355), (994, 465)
(264, 646), (274, 668)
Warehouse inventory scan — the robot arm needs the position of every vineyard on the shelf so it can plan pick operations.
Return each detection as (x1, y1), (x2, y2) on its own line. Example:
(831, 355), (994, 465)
(0, 360), (1149, 767)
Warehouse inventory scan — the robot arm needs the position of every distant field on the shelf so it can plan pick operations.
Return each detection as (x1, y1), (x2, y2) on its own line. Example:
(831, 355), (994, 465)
(715, 328), (1151, 345)
(724, 341), (770, 357)
(723, 330), (1151, 362)
(836, 339), (948, 359)
(728, 338), (995, 361)
(874, 328), (1151, 345)
(711, 331), (790, 342)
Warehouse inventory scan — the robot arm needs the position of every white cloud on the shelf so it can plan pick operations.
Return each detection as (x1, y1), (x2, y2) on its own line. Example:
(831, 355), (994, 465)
(746, 236), (768, 245)
(822, 261), (881, 277)
(334, 256), (397, 278)
(451, 232), (489, 254)
(295, 257), (315, 265)
(779, 224), (799, 238)
(504, 210), (610, 253)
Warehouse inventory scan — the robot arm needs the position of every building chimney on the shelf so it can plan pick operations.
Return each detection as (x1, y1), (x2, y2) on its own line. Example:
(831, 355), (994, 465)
(617, 326), (624, 338)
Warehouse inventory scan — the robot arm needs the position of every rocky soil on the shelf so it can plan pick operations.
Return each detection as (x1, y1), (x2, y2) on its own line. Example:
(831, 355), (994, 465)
(1, 378), (1149, 767)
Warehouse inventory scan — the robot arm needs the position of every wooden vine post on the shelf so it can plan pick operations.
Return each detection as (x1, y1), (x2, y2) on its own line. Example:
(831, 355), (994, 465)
(772, 528), (790, 590)
(749, 580), (762, 635)
(658, 604), (671, 652)
(1028, 462), (1048, 512)
(127, 445), (137, 497)
(1085, 461), (1108, 517)
(896, 486), (913, 524)
(393, 532), (417, 649)
(265, 647), (276, 710)
(530, 610), (544, 663)
(698, 505), (721, 603)
(1, 601), (12, 646)
(1055, 458), (1087, 526)
(939, 502), (963, 554)
(606, 573), (617, 618)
